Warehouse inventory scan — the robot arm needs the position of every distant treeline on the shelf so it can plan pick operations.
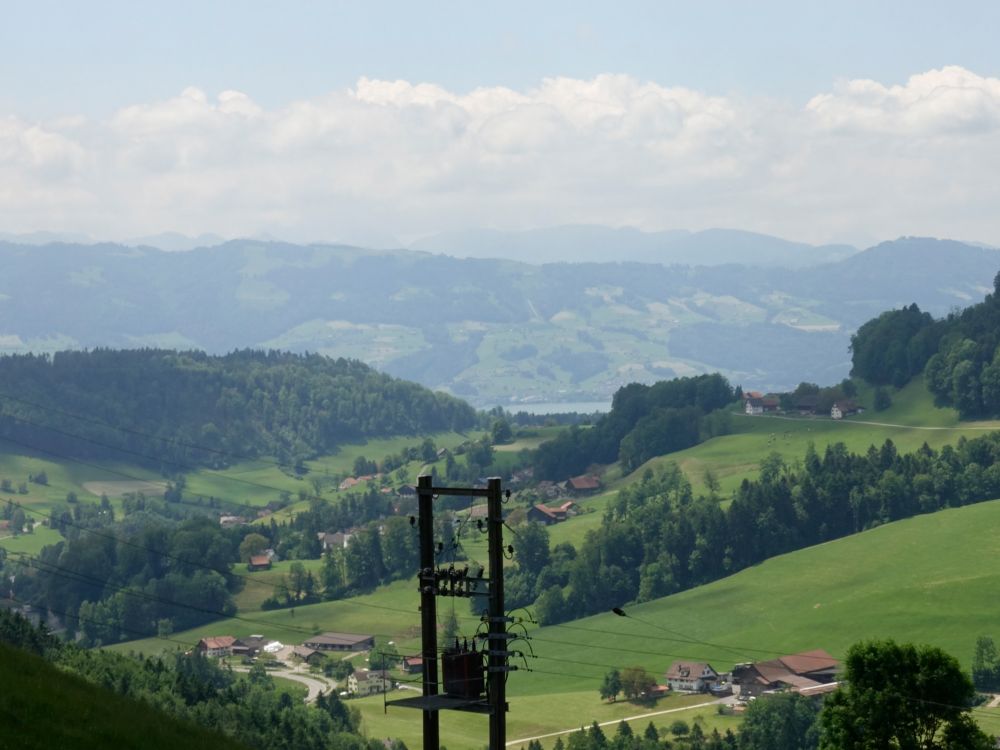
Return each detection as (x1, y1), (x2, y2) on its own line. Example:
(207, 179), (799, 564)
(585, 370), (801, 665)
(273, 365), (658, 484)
(532, 374), (734, 479)
(528, 432), (1000, 625)
(0, 349), (477, 468)
(851, 271), (1000, 417)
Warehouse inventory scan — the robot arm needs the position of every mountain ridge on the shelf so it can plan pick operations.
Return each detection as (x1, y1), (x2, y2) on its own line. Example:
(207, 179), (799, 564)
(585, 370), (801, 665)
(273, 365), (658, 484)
(0, 235), (996, 405)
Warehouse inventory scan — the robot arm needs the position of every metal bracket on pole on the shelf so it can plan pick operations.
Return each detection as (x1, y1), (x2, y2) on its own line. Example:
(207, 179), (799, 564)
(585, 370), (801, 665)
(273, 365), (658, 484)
(387, 476), (508, 750)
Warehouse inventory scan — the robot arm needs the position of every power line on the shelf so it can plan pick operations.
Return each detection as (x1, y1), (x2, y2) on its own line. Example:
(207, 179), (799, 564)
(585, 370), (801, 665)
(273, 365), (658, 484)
(5, 593), (199, 651)
(12, 552), (338, 641)
(11, 495), (495, 633)
(549, 620), (847, 664)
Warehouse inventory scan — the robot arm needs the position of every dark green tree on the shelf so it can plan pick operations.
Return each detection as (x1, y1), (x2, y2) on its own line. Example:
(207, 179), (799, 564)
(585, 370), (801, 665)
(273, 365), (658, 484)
(873, 387), (892, 412)
(620, 666), (656, 703)
(737, 692), (819, 750)
(972, 635), (1000, 691)
(600, 669), (622, 702)
(820, 639), (993, 749)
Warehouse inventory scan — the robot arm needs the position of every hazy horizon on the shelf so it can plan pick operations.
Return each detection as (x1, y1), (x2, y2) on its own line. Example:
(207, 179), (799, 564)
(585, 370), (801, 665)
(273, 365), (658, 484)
(2, 3), (1000, 257)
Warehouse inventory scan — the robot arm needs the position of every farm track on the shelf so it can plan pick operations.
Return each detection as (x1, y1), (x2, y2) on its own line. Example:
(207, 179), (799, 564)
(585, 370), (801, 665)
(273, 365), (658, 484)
(736, 413), (1000, 431)
(505, 698), (730, 746)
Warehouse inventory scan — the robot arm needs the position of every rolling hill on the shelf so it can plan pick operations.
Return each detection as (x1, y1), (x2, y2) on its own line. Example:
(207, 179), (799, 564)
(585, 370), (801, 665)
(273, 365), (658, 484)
(0, 236), (996, 406)
(409, 225), (857, 266)
(347, 496), (1000, 748)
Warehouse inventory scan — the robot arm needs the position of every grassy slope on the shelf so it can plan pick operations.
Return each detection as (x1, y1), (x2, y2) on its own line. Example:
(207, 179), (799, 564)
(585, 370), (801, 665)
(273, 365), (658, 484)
(635, 377), (1000, 499)
(116, 497), (1000, 749)
(359, 498), (1000, 748)
(108, 577), (427, 657)
(17, 378), (1000, 746)
(0, 430), (475, 552)
(0, 641), (250, 750)
(507, 378), (1000, 552)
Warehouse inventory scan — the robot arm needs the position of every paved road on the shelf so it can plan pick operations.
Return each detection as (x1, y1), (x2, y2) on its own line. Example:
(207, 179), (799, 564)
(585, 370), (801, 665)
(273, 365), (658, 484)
(505, 698), (729, 746)
(231, 666), (334, 703)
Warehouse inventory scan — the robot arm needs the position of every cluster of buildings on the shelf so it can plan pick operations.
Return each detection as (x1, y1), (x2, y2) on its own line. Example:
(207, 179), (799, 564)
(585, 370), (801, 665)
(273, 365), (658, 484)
(743, 391), (865, 420)
(195, 631), (392, 695)
(663, 649), (840, 700)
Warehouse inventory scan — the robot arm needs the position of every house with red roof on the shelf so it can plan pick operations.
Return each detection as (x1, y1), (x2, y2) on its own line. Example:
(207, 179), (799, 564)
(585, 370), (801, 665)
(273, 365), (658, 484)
(247, 554), (272, 571)
(567, 474), (601, 493)
(732, 649), (840, 700)
(665, 661), (720, 692)
(197, 636), (237, 657)
(526, 501), (580, 525)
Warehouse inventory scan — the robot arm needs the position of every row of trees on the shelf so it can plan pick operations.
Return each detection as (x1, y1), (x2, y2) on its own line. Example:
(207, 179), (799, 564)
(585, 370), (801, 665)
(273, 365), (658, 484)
(529, 431), (1000, 625)
(538, 718), (731, 750)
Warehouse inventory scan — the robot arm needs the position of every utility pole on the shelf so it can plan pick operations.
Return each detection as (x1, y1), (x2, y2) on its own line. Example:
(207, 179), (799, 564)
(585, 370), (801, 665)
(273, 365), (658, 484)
(417, 474), (439, 750)
(486, 477), (506, 750)
(387, 475), (510, 750)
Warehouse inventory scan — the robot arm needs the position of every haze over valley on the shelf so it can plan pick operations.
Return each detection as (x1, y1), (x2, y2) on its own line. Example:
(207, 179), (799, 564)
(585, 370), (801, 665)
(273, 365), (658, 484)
(7, 4), (1000, 749)
(2, 232), (997, 407)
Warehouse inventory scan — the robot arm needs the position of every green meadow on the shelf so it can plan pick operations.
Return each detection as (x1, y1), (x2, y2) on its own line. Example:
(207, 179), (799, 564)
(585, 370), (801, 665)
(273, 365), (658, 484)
(355, 497), (1000, 748)
(13, 376), (1000, 746)
(112, 495), (1000, 748)
(108, 576), (429, 657)
(628, 377), (1000, 498)
(230, 558), (329, 612)
(0, 430), (476, 553)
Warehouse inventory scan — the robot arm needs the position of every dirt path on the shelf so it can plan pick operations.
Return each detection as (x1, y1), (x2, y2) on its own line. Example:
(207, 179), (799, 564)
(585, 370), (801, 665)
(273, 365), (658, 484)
(505, 698), (725, 746)
(736, 413), (1000, 431)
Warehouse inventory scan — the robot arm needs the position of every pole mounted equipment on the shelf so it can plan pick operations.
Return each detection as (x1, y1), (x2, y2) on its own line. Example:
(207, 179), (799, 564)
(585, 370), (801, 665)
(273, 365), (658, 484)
(386, 476), (509, 750)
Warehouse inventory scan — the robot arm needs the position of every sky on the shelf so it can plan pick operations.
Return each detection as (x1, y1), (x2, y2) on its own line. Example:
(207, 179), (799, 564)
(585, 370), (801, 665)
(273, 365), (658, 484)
(2, 1), (1000, 249)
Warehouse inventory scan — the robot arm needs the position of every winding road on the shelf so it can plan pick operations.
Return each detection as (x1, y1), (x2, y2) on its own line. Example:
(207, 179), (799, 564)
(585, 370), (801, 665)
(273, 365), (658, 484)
(231, 665), (335, 703)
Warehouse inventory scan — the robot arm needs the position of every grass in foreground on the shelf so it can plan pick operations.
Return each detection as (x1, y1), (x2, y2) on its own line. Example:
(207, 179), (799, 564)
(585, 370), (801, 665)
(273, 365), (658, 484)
(0, 641), (249, 750)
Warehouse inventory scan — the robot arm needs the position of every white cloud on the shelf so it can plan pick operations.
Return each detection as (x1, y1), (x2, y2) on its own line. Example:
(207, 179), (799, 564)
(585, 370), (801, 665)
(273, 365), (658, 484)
(2, 67), (1000, 247)
(806, 66), (1000, 135)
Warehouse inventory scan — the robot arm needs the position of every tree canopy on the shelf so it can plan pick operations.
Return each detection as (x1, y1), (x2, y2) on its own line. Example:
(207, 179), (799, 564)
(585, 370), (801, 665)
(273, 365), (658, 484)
(851, 272), (1000, 417)
(0, 348), (477, 469)
(532, 373), (734, 479)
(820, 639), (992, 749)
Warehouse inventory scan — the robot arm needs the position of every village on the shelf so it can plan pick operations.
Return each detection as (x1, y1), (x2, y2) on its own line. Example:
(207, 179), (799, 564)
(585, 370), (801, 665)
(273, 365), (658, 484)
(192, 626), (841, 712)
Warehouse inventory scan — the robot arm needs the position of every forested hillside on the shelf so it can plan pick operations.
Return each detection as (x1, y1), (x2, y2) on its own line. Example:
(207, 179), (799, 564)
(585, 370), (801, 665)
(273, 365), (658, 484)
(851, 271), (1000, 417)
(0, 610), (371, 750)
(1, 237), (997, 405)
(531, 373), (734, 478)
(518, 432), (1000, 625)
(0, 349), (477, 468)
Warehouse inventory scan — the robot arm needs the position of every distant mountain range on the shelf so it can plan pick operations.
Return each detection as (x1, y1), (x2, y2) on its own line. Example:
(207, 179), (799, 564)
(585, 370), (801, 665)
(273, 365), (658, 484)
(410, 225), (858, 267)
(1, 234), (997, 407)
